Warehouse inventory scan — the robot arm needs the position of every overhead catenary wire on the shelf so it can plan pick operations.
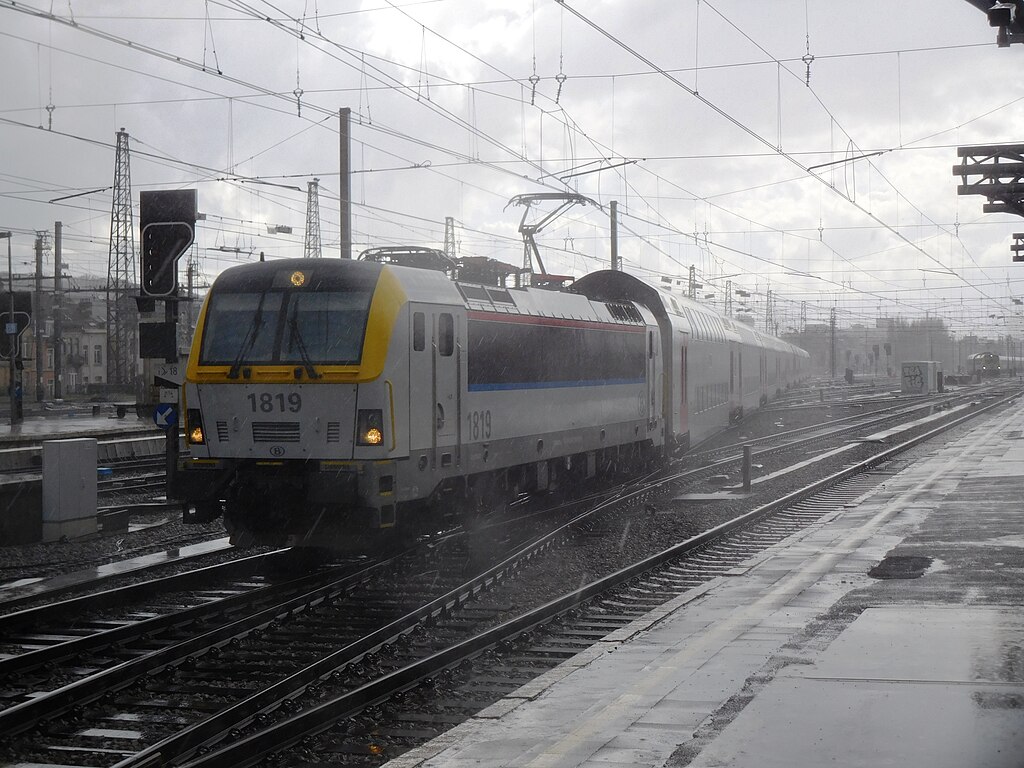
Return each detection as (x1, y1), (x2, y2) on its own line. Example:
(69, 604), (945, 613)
(4, 0), (1019, 327)
(552, 0), (1012, 318)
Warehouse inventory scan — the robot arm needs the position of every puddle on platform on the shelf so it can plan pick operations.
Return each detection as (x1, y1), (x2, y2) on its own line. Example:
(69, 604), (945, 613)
(868, 554), (934, 579)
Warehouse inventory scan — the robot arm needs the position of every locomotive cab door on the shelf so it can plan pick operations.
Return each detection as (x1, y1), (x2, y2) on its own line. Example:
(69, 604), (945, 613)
(647, 328), (659, 427)
(679, 338), (689, 441)
(408, 306), (461, 469)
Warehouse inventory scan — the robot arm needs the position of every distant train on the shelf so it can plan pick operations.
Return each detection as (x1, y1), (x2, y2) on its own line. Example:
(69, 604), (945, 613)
(970, 352), (1001, 378)
(175, 254), (808, 550)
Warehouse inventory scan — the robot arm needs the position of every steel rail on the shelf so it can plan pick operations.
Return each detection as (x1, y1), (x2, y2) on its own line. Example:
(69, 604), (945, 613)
(111, 523), (577, 767)
(0, 556), (386, 736)
(0, 556), (358, 680)
(688, 388), (977, 462)
(178, 389), (1019, 768)
(0, 544), (274, 616)
(673, 388), (1000, 486)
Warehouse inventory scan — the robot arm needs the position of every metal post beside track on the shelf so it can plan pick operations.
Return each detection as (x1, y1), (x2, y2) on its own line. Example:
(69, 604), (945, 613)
(742, 445), (752, 492)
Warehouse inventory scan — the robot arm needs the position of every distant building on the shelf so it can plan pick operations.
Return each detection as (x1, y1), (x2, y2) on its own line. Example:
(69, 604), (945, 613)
(785, 315), (1008, 381)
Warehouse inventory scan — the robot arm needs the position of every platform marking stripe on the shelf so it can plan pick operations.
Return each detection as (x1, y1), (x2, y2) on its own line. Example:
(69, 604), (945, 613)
(518, 406), (1014, 768)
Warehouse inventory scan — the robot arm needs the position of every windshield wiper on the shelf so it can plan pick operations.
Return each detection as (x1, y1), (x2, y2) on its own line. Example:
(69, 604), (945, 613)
(227, 291), (268, 379)
(288, 315), (320, 380)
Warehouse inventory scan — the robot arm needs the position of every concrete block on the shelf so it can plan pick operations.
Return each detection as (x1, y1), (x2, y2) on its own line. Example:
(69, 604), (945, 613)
(42, 438), (97, 542)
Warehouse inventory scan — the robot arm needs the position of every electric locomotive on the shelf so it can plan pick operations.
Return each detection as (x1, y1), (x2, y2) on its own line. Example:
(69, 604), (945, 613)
(970, 351), (1001, 378)
(177, 257), (663, 548)
(177, 255), (808, 550)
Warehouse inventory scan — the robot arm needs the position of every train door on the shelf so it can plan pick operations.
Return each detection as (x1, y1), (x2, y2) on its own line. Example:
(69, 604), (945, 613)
(679, 342), (689, 436)
(757, 348), (765, 397)
(433, 310), (460, 469)
(409, 306), (432, 457)
(408, 306), (461, 469)
(729, 348), (735, 400)
(648, 328), (659, 426)
(737, 350), (743, 402)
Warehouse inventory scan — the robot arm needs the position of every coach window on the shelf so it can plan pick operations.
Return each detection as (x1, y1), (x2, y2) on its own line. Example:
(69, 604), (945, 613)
(684, 308), (697, 340)
(438, 313), (454, 356)
(413, 312), (425, 352)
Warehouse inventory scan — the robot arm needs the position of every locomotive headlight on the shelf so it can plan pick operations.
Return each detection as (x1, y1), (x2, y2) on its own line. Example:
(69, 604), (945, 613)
(357, 409), (384, 446)
(186, 408), (206, 445)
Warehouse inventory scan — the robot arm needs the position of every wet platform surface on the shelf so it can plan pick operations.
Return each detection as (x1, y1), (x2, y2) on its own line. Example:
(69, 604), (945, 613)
(691, 606), (1024, 768)
(0, 414), (158, 445)
(0, 537), (232, 605)
(388, 398), (1024, 768)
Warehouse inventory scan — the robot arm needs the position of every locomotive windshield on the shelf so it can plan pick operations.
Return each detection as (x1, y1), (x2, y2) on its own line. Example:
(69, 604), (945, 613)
(199, 287), (374, 366)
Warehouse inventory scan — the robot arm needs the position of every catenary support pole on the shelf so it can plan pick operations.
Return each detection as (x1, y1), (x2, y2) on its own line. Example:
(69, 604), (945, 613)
(54, 222), (62, 400)
(339, 107), (352, 259)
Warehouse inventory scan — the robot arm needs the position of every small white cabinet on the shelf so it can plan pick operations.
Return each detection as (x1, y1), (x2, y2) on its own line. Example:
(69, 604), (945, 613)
(42, 438), (98, 541)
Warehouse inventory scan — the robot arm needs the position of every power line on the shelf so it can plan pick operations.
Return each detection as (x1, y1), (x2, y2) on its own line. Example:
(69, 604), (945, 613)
(554, 1), (1010, 316)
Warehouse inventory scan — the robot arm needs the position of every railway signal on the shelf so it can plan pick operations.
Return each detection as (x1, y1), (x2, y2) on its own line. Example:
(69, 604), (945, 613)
(139, 189), (197, 297)
(1013, 233), (1024, 262)
(0, 292), (32, 360)
(0, 311), (30, 360)
(138, 189), (197, 503)
(141, 222), (193, 296)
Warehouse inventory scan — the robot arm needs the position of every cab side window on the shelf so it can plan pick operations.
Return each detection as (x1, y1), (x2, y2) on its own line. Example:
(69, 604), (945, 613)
(413, 312), (425, 352)
(438, 313), (454, 356)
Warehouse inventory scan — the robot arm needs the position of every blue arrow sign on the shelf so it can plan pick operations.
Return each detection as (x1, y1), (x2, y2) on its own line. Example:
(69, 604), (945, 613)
(154, 403), (178, 428)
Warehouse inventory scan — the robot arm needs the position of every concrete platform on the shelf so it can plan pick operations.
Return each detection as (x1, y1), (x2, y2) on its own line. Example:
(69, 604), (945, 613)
(388, 398), (1024, 768)
(0, 537), (232, 606)
(0, 413), (158, 445)
(0, 415), (166, 544)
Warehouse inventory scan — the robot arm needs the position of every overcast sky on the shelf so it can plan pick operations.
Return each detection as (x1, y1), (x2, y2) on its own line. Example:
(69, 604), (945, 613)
(2, 0), (1022, 336)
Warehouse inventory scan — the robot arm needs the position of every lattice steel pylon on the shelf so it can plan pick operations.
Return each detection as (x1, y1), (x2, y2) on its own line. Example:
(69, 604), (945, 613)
(444, 216), (456, 261)
(106, 128), (137, 389)
(181, 243), (201, 350)
(303, 178), (322, 258)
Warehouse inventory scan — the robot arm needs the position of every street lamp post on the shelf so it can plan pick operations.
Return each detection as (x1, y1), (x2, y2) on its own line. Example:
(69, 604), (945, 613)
(0, 231), (19, 428)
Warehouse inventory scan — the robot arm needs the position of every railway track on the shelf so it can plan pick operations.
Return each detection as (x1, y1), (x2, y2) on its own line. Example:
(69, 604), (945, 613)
(180, 388), (1020, 768)
(222, 474), (884, 767)
(686, 384), (1007, 467)
(0, 535), (514, 765)
(0, 387), (1017, 766)
(0, 550), (348, 699)
(98, 471), (166, 495)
